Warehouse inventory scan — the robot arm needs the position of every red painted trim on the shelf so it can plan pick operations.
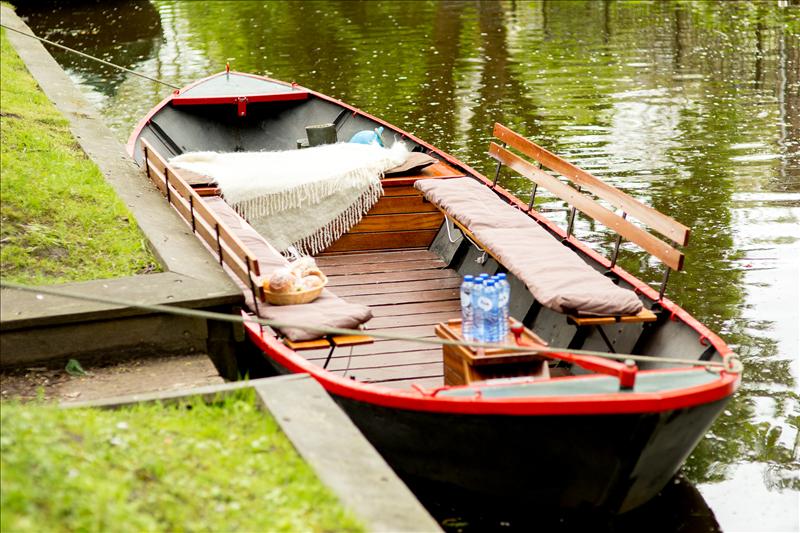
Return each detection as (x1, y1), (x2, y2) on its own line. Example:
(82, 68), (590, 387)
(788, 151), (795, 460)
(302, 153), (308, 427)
(171, 93), (309, 106)
(243, 318), (739, 417)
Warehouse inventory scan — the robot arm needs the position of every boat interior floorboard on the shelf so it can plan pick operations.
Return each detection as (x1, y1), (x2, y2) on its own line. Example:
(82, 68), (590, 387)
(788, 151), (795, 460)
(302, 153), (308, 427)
(311, 249), (454, 387)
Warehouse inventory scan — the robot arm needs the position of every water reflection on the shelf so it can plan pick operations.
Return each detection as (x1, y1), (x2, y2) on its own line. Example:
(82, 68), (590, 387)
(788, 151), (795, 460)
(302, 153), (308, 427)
(16, 1), (799, 529)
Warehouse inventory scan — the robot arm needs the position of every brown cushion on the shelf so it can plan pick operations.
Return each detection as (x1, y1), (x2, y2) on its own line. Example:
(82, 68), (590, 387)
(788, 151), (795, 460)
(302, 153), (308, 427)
(474, 227), (643, 315)
(414, 178), (643, 316)
(384, 152), (438, 176)
(259, 292), (373, 341)
(205, 197), (373, 341)
(415, 177), (532, 230)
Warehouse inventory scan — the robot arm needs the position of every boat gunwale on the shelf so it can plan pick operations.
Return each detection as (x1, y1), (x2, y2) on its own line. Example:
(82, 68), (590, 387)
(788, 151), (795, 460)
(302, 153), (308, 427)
(128, 71), (740, 415)
(243, 317), (739, 416)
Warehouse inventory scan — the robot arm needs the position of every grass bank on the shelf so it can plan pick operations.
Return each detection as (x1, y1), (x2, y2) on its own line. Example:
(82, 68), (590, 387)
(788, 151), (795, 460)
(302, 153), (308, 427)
(0, 28), (158, 285)
(0, 390), (363, 532)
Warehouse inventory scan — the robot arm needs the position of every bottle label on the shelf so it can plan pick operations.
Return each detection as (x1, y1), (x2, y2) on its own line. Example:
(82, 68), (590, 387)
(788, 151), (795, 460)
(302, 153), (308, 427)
(478, 296), (492, 312)
(498, 292), (509, 306)
(461, 293), (471, 308)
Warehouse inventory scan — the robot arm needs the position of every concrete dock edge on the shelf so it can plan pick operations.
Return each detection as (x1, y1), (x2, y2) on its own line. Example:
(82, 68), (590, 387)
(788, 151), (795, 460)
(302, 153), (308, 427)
(0, 7), (245, 375)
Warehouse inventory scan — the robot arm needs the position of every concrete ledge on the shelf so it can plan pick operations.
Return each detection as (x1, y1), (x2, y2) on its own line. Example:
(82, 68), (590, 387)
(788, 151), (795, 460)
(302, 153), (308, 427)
(0, 273), (238, 330)
(0, 7), (245, 372)
(64, 375), (442, 532)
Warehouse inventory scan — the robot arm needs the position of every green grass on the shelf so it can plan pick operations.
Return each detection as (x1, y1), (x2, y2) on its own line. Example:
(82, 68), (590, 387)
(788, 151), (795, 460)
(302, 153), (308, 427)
(0, 29), (158, 285)
(0, 390), (363, 533)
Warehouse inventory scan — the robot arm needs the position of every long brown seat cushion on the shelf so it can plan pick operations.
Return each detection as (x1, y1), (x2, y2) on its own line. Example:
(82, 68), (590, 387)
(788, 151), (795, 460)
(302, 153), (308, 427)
(206, 197), (373, 341)
(414, 178), (643, 316)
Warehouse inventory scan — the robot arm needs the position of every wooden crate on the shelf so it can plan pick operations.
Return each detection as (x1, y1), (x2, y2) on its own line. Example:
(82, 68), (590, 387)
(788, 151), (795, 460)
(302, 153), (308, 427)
(435, 319), (550, 386)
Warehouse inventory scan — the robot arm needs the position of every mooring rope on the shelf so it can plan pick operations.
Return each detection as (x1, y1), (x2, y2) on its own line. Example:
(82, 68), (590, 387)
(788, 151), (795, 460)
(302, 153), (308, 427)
(0, 23), (181, 90)
(0, 281), (740, 372)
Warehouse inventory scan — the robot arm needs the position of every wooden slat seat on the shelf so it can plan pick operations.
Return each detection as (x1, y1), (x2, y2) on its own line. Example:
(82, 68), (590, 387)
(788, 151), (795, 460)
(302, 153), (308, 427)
(567, 308), (658, 327)
(412, 132), (692, 334)
(284, 335), (374, 351)
(488, 123), (688, 277)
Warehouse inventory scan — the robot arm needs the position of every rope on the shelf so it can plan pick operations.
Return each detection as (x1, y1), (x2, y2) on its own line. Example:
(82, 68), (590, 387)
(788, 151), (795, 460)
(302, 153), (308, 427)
(443, 216), (463, 244)
(0, 23), (181, 90)
(0, 281), (740, 372)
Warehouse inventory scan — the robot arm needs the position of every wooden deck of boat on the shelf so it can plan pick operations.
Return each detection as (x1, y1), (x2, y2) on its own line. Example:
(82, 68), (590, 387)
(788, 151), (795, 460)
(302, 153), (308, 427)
(304, 248), (460, 389)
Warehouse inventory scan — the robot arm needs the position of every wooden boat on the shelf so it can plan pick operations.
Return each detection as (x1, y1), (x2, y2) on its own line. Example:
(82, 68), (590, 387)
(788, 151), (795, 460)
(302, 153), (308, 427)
(128, 71), (741, 514)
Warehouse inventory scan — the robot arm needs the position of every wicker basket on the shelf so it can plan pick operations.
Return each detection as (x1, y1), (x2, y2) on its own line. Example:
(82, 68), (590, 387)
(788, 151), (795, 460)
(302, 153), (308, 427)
(262, 276), (327, 305)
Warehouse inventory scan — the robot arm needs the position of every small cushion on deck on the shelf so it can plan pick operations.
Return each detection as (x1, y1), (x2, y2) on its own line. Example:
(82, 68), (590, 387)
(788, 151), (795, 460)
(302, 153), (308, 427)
(259, 292), (373, 342)
(414, 178), (643, 316)
(384, 152), (438, 176)
(206, 197), (373, 341)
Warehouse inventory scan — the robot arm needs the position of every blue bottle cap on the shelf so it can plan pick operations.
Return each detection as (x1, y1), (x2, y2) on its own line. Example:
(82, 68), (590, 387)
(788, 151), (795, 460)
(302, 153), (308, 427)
(497, 273), (507, 280)
(478, 273), (490, 279)
(485, 279), (495, 286)
(464, 275), (474, 282)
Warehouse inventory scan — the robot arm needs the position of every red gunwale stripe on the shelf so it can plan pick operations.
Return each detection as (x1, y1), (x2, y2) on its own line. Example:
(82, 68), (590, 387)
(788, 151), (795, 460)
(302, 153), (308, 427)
(171, 93), (309, 106)
(129, 71), (738, 412)
(244, 318), (739, 416)
(126, 71), (302, 156)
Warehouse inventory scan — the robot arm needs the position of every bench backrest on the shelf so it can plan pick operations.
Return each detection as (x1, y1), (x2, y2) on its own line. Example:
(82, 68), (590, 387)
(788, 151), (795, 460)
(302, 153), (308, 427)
(141, 138), (263, 300)
(488, 123), (689, 272)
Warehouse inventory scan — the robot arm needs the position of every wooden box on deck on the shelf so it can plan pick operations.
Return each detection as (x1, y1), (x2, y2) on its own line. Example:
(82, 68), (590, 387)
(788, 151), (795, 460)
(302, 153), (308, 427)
(435, 319), (550, 386)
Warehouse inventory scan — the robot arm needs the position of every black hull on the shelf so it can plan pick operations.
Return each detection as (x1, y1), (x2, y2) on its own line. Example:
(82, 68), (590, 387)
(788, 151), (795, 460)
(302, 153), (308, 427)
(334, 393), (729, 514)
(256, 348), (730, 514)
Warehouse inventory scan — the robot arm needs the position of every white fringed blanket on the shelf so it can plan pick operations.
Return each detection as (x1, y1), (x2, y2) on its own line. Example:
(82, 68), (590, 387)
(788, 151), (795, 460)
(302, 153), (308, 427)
(171, 142), (408, 254)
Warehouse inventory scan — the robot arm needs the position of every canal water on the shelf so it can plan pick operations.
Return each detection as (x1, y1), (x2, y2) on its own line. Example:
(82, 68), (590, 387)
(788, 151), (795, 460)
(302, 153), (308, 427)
(16, 1), (799, 530)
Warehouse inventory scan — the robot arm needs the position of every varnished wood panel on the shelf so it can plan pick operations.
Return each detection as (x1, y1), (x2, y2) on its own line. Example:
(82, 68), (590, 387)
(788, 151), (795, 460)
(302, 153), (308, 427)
(369, 300), (460, 317)
(352, 362), (443, 383)
(346, 288), (459, 306)
(380, 186), (422, 197)
(305, 338), (437, 359)
(322, 258), (447, 276)
(298, 249), (460, 389)
(326, 269), (458, 287)
(349, 212), (443, 233)
(316, 249), (433, 266)
(366, 195), (438, 215)
(332, 277), (461, 297)
(365, 311), (460, 329)
(321, 350), (442, 372)
(494, 123), (690, 246)
(324, 230), (439, 253)
(489, 142), (684, 271)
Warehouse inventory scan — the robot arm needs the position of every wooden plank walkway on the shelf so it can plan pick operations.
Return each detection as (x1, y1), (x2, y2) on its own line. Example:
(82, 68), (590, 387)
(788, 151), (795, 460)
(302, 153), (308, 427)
(309, 249), (459, 388)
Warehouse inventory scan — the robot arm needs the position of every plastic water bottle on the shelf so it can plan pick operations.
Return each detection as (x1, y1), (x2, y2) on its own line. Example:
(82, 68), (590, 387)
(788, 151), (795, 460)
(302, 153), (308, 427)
(460, 275), (475, 342)
(495, 273), (510, 341)
(481, 279), (501, 343)
(471, 280), (485, 343)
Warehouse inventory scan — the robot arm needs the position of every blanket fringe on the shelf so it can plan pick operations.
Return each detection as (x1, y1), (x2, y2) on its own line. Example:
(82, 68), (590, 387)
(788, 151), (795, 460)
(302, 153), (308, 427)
(230, 166), (383, 221)
(288, 181), (383, 255)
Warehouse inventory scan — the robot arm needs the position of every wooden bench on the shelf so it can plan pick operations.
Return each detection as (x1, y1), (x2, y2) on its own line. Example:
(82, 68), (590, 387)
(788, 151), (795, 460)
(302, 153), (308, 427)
(140, 138), (373, 352)
(491, 123), (689, 348)
(417, 124), (689, 351)
(488, 123), (688, 297)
